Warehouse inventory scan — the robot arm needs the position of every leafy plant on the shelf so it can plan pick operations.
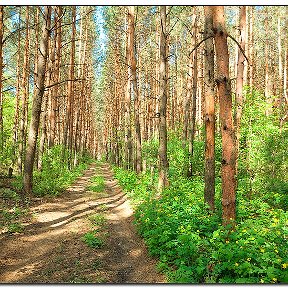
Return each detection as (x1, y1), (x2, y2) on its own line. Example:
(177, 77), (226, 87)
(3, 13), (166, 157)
(113, 116), (288, 283)
(7, 222), (23, 233)
(88, 213), (106, 227)
(87, 176), (105, 193)
(81, 232), (104, 248)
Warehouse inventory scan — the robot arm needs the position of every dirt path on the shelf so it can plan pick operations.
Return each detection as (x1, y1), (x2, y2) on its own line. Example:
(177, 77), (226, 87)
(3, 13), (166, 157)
(0, 163), (166, 283)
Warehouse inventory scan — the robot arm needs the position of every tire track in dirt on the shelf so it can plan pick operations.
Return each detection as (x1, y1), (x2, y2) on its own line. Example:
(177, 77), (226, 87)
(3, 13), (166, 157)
(0, 163), (165, 283)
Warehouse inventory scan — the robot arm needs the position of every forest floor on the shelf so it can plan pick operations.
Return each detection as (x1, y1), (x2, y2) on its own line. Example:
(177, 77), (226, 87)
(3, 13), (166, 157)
(0, 163), (165, 283)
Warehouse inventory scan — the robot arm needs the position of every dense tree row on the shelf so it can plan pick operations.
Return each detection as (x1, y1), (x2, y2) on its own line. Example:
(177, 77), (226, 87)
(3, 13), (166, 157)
(0, 6), (98, 193)
(96, 6), (288, 225)
(0, 5), (287, 225)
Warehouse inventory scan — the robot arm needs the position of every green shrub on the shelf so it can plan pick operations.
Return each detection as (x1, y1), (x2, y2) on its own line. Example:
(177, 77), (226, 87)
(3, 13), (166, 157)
(25, 145), (93, 196)
(0, 188), (21, 201)
(7, 222), (23, 233)
(88, 213), (106, 226)
(81, 232), (104, 248)
(87, 176), (105, 192)
(114, 132), (288, 283)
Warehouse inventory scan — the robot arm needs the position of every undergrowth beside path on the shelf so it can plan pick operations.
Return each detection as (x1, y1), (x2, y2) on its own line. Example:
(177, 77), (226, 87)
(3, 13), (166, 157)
(113, 166), (288, 283)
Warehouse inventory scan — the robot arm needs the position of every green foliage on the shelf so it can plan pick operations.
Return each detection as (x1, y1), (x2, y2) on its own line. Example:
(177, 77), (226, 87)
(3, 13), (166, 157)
(114, 97), (288, 283)
(81, 232), (104, 248)
(113, 167), (156, 206)
(0, 205), (28, 233)
(88, 213), (106, 227)
(7, 222), (23, 233)
(20, 145), (93, 196)
(0, 96), (16, 174)
(0, 188), (21, 201)
(239, 88), (288, 210)
(87, 176), (105, 193)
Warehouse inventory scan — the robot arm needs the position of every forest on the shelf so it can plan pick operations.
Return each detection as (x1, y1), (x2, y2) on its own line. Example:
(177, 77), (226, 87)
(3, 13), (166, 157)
(0, 5), (287, 284)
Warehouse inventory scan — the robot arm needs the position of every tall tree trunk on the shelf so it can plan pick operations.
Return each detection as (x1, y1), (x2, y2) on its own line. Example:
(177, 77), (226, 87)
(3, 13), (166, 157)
(158, 6), (169, 191)
(277, 10), (285, 129)
(63, 6), (76, 166)
(166, 6), (170, 130)
(124, 12), (133, 169)
(280, 8), (288, 131)
(212, 6), (236, 226)
(188, 12), (198, 177)
(203, 6), (215, 212)
(234, 6), (246, 176)
(128, 6), (142, 173)
(23, 6), (51, 194)
(264, 9), (271, 115)
(12, 7), (22, 173)
(18, 6), (30, 174)
(49, 6), (62, 148)
(249, 7), (254, 92)
(0, 6), (3, 152)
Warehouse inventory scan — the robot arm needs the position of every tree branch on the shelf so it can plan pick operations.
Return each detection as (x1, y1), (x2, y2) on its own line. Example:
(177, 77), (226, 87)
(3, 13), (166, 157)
(45, 78), (85, 90)
(189, 35), (214, 56)
(227, 34), (249, 65)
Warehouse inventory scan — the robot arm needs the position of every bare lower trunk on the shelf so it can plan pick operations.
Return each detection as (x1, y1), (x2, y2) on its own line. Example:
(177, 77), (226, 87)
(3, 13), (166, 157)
(18, 6), (30, 174)
(158, 6), (169, 191)
(203, 6), (215, 211)
(0, 6), (3, 152)
(188, 12), (198, 177)
(128, 6), (142, 173)
(234, 6), (246, 176)
(212, 6), (236, 226)
(23, 6), (51, 194)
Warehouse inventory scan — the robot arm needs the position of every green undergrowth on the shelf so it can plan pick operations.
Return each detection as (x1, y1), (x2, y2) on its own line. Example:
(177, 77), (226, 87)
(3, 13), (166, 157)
(87, 175), (105, 193)
(82, 232), (104, 248)
(113, 95), (288, 284)
(114, 166), (288, 283)
(11, 145), (93, 197)
(0, 188), (29, 233)
(81, 213), (107, 249)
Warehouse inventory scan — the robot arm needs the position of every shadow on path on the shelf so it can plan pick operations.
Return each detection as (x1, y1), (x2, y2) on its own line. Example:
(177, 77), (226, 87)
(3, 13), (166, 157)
(0, 163), (165, 283)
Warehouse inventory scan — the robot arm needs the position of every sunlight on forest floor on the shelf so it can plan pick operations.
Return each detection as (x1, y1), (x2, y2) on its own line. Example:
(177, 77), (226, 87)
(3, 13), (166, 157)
(0, 163), (165, 283)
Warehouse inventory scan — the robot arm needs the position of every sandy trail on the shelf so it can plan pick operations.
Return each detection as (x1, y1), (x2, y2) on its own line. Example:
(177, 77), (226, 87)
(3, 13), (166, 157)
(0, 163), (165, 283)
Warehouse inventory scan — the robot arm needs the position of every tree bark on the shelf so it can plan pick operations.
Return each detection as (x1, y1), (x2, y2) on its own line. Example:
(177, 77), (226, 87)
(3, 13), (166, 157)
(63, 6), (76, 166)
(12, 7), (22, 172)
(128, 6), (142, 173)
(49, 6), (62, 147)
(212, 6), (236, 225)
(18, 6), (30, 174)
(234, 6), (246, 176)
(249, 7), (254, 92)
(158, 6), (169, 191)
(0, 6), (3, 152)
(264, 9), (271, 115)
(124, 11), (133, 169)
(203, 6), (215, 212)
(188, 11), (198, 177)
(23, 6), (51, 194)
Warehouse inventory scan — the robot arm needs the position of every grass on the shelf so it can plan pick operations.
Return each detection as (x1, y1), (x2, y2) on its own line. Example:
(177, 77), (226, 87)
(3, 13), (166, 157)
(88, 213), (106, 227)
(0, 188), (29, 233)
(82, 213), (107, 249)
(81, 232), (104, 248)
(7, 222), (23, 233)
(87, 176), (105, 193)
